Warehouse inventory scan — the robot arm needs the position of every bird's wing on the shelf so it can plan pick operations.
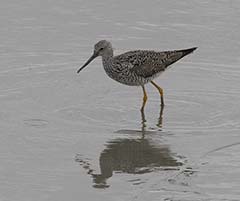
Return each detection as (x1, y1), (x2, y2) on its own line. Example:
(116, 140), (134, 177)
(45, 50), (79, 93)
(114, 49), (190, 78)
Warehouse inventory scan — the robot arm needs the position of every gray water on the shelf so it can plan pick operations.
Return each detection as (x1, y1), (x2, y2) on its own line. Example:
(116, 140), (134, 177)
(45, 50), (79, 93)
(1, 1), (240, 200)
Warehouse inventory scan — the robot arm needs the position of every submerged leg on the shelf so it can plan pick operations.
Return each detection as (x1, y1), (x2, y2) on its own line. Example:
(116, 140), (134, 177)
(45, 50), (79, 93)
(140, 108), (146, 138)
(141, 85), (148, 112)
(150, 81), (164, 106)
(157, 104), (164, 128)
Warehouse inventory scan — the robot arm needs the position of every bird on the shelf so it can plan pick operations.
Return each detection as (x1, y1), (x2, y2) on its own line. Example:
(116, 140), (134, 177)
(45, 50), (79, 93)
(77, 40), (197, 111)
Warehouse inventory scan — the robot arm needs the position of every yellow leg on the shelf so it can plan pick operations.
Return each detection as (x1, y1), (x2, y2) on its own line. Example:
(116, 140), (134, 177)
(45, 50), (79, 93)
(141, 85), (148, 112)
(150, 81), (164, 106)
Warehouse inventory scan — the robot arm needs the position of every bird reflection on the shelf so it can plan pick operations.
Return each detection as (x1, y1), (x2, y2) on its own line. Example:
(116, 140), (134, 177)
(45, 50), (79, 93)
(76, 137), (182, 188)
(76, 107), (182, 188)
(75, 106), (182, 188)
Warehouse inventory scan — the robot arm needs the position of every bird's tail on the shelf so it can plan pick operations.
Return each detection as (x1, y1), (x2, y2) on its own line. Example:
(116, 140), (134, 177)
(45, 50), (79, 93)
(163, 47), (197, 69)
(178, 47), (198, 57)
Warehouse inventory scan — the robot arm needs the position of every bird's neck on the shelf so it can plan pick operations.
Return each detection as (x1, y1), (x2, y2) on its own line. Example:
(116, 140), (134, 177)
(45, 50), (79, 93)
(102, 54), (113, 66)
(101, 53), (114, 74)
(101, 49), (114, 72)
(102, 51), (114, 64)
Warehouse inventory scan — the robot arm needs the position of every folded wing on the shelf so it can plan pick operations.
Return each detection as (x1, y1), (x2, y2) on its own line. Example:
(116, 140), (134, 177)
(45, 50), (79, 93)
(114, 47), (197, 78)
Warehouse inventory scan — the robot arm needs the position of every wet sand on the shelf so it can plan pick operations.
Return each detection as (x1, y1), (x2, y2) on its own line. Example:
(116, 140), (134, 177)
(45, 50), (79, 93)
(1, 1), (240, 200)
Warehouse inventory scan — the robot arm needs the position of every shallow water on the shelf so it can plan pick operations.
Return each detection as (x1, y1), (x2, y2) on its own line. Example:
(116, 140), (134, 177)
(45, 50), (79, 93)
(1, 1), (240, 201)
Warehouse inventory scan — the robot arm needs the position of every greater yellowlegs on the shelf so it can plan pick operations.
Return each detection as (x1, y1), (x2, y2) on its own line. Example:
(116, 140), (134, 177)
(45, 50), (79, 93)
(77, 40), (197, 111)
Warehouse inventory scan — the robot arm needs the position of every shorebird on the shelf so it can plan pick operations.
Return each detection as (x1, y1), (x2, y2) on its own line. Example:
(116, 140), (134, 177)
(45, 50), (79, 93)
(77, 40), (197, 111)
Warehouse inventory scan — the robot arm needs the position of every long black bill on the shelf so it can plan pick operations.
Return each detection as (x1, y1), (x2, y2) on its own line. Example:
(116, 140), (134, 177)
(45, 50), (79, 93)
(77, 53), (97, 73)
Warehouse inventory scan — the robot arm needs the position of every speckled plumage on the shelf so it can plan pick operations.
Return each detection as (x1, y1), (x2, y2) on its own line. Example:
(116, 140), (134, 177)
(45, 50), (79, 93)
(78, 40), (197, 86)
(77, 40), (197, 108)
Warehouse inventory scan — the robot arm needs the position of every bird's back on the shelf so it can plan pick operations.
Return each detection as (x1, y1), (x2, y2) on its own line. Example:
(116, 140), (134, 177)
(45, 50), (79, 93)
(113, 47), (197, 78)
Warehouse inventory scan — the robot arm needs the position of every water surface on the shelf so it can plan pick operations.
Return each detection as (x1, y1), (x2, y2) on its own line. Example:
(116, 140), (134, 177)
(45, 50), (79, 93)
(1, 1), (240, 201)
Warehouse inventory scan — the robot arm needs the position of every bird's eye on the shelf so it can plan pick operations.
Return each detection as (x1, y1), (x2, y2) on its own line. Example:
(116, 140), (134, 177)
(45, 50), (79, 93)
(99, 48), (104, 51)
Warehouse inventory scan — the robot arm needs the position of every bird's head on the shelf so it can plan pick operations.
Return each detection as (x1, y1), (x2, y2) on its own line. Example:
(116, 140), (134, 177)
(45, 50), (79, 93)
(77, 40), (113, 73)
